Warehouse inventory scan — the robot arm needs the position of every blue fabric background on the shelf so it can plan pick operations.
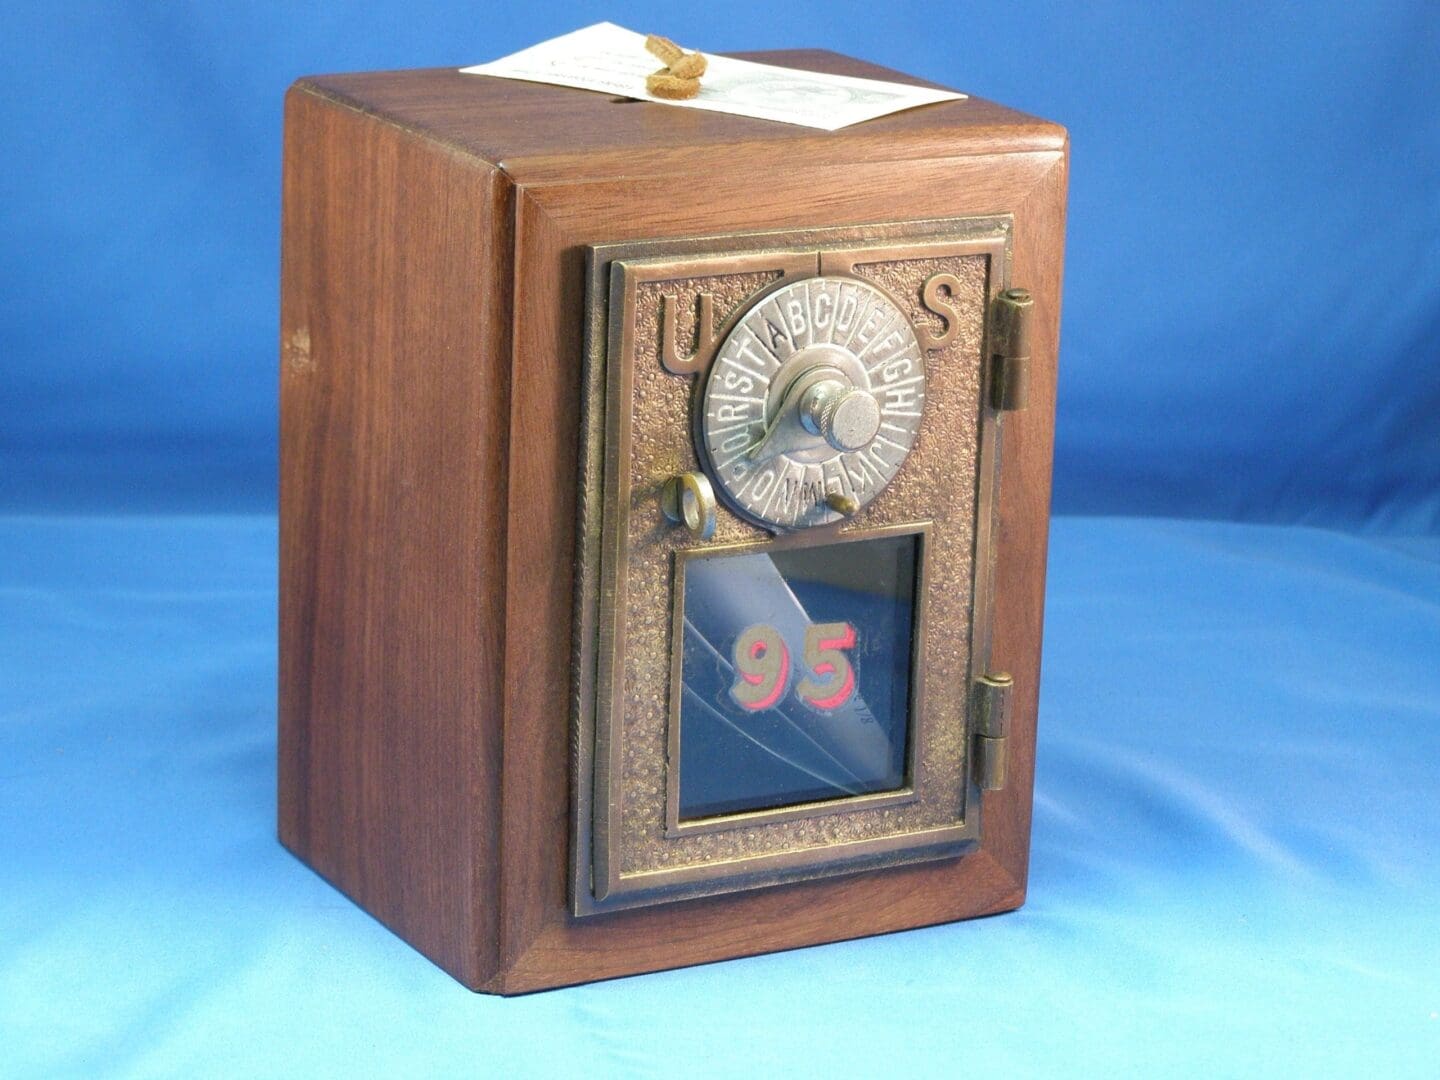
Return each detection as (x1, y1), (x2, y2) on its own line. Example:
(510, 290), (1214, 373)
(4, 2), (1438, 526)
(2, 3), (1438, 1077)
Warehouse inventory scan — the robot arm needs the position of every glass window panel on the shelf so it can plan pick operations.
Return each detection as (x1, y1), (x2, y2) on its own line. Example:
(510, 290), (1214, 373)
(678, 533), (918, 820)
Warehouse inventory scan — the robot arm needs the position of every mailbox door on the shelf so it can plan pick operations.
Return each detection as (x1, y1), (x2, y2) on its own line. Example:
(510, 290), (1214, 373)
(571, 219), (1026, 913)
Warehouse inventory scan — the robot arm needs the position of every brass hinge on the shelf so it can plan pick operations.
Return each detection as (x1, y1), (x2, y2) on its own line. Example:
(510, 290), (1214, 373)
(973, 673), (1013, 791)
(989, 289), (1034, 411)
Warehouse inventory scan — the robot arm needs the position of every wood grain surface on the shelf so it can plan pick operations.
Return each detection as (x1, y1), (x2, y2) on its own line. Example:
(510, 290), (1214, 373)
(298, 50), (1064, 184)
(279, 49), (1067, 993)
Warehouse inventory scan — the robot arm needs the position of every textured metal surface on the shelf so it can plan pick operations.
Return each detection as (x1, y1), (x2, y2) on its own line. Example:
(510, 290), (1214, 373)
(571, 217), (1015, 914)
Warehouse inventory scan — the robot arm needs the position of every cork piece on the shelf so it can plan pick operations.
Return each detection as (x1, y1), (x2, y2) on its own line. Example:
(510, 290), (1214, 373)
(644, 34), (707, 100)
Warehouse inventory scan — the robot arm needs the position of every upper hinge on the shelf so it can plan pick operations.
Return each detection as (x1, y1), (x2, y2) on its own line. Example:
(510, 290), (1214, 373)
(972, 672), (1014, 791)
(989, 288), (1034, 411)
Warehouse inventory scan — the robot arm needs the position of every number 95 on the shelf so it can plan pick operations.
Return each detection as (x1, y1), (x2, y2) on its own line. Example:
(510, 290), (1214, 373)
(730, 622), (856, 713)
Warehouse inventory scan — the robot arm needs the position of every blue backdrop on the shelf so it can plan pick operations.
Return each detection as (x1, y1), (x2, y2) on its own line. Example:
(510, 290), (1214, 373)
(3, 5), (1439, 1078)
(3, 2), (1438, 528)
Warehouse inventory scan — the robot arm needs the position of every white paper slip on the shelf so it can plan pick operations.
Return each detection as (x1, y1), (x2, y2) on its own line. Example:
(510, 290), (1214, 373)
(459, 23), (965, 131)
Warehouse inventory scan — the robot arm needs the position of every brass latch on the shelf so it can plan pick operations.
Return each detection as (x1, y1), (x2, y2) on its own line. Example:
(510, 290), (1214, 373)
(989, 289), (1033, 411)
(973, 673), (1013, 791)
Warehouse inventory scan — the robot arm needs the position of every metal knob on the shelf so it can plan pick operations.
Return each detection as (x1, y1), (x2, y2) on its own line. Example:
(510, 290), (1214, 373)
(800, 380), (882, 452)
(660, 471), (717, 540)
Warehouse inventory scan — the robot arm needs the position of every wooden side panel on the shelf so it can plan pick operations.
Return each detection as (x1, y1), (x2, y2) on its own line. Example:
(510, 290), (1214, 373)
(984, 149), (1070, 894)
(495, 146), (1067, 993)
(277, 83), (513, 988)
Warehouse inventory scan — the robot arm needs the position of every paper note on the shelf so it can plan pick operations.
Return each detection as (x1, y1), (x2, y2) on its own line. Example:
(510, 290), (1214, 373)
(459, 23), (965, 131)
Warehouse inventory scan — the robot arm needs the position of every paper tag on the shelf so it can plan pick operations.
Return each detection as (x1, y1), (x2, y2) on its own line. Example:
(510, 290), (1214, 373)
(459, 23), (964, 131)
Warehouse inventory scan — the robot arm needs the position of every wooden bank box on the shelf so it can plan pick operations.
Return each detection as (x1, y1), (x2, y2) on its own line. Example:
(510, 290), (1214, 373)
(279, 52), (1067, 993)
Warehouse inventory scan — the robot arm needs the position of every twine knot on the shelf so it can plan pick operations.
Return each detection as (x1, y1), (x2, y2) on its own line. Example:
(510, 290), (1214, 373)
(644, 34), (707, 100)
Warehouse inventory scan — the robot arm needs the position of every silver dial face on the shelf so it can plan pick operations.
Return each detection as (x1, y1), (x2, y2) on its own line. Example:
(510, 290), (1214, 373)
(700, 276), (926, 531)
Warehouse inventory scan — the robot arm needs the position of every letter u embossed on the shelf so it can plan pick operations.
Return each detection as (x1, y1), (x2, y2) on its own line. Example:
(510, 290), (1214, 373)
(660, 292), (718, 375)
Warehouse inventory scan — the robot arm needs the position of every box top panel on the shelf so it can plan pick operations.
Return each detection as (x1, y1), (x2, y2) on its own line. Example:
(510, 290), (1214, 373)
(295, 50), (1066, 185)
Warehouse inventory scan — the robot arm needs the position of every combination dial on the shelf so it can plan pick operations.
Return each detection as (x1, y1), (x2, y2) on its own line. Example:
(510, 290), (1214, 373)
(700, 276), (926, 531)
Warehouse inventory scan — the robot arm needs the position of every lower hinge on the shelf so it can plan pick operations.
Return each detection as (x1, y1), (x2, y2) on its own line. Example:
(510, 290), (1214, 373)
(989, 288), (1034, 411)
(973, 672), (1014, 791)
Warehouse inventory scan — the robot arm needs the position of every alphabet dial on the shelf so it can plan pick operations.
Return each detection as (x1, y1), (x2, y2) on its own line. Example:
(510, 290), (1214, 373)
(700, 277), (926, 531)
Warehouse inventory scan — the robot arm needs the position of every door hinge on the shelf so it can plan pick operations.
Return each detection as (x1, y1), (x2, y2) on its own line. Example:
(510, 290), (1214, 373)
(989, 288), (1034, 411)
(973, 672), (1013, 791)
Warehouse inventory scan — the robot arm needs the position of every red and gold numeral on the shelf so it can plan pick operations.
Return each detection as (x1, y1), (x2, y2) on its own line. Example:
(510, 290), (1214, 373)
(796, 621), (857, 711)
(730, 624), (790, 711)
(728, 621), (857, 713)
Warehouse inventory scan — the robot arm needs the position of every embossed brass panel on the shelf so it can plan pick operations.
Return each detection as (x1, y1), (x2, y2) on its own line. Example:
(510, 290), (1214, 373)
(572, 217), (1016, 914)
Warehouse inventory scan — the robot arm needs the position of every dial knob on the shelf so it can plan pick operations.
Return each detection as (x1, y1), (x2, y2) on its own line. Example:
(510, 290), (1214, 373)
(699, 276), (926, 531)
(800, 380), (882, 452)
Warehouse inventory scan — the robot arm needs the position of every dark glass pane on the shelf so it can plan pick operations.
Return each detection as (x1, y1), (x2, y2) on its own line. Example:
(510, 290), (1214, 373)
(678, 533), (918, 820)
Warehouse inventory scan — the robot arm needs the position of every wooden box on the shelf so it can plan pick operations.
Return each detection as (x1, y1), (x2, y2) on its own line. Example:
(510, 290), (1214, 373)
(279, 51), (1067, 993)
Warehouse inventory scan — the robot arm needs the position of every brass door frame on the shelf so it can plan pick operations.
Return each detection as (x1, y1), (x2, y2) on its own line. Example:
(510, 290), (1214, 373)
(664, 520), (932, 838)
(571, 216), (1013, 915)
